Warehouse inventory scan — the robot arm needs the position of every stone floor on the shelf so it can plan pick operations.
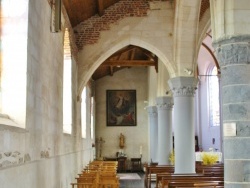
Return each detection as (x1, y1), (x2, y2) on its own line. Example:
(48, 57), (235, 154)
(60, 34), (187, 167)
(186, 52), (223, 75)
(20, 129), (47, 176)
(119, 172), (156, 188)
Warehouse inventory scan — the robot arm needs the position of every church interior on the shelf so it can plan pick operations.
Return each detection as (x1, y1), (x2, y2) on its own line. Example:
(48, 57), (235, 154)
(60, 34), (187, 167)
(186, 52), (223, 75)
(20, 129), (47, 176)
(1, 0), (250, 187)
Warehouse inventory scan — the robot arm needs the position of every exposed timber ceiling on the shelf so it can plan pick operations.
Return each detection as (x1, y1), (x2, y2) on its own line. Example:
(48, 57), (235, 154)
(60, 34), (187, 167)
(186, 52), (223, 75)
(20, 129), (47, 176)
(62, 0), (210, 80)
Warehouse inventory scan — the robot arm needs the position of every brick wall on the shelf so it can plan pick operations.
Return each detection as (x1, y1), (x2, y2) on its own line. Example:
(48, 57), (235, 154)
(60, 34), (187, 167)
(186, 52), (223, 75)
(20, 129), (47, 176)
(74, 0), (149, 50)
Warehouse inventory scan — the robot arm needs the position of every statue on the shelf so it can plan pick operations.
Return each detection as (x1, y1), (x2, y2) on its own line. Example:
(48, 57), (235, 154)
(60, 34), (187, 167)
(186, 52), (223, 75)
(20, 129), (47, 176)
(119, 133), (125, 149)
(95, 137), (105, 159)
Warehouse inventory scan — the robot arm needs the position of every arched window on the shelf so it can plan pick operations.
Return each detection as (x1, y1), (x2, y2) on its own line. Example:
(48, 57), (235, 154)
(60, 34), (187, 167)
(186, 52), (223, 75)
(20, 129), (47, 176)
(90, 96), (94, 139)
(208, 66), (220, 127)
(81, 87), (87, 138)
(0, 0), (28, 128)
(63, 29), (72, 134)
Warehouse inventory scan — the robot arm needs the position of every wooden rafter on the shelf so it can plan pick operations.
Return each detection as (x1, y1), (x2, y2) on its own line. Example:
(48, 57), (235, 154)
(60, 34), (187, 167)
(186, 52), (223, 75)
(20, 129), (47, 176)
(92, 45), (158, 80)
(109, 66), (114, 76)
(97, 0), (104, 16)
(102, 60), (156, 66)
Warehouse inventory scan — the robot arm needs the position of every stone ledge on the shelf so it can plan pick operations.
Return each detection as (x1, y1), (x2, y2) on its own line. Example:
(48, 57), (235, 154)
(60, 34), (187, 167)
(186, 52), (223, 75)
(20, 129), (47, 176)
(0, 114), (27, 133)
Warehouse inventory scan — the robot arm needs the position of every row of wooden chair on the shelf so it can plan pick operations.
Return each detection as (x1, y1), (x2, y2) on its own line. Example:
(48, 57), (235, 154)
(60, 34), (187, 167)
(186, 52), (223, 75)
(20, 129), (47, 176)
(144, 163), (224, 188)
(71, 161), (120, 188)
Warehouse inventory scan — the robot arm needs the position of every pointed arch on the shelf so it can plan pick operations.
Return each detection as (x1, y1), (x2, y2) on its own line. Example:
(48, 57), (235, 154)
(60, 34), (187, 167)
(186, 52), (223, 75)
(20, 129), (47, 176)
(77, 36), (175, 95)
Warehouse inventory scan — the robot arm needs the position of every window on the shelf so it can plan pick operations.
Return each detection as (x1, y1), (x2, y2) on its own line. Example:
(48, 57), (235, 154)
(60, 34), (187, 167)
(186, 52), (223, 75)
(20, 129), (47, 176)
(63, 29), (72, 134)
(208, 66), (220, 127)
(90, 96), (94, 139)
(0, 0), (28, 128)
(81, 87), (87, 138)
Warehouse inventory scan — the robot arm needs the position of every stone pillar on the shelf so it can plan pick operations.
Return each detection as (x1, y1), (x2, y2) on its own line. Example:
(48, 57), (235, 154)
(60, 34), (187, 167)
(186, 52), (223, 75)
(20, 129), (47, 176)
(156, 96), (173, 165)
(147, 106), (158, 163)
(214, 37), (250, 185)
(168, 77), (198, 173)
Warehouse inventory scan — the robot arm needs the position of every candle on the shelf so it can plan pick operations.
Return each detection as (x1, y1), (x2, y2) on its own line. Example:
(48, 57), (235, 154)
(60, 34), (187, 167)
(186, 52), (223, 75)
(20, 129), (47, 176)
(140, 146), (142, 155)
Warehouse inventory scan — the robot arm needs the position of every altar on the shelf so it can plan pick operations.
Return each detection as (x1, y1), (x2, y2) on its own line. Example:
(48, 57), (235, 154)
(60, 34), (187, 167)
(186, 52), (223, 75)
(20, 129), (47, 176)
(195, 152), (223, 162)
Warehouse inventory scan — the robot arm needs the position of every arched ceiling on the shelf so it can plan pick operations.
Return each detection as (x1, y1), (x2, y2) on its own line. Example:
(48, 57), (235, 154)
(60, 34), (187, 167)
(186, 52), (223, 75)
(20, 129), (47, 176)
(63, 0), (210, 80)
(63, 0), (210, 28)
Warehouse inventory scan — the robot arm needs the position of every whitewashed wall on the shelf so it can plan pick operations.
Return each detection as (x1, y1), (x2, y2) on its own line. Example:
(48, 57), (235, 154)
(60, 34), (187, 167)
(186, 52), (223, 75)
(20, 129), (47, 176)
(95, 67), (149, 167)
(0, 1), (93, 188)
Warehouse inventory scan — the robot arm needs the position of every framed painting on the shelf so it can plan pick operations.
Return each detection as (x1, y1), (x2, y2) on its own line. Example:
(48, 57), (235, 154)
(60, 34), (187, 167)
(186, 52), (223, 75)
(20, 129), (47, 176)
(106, 90), (136, 126)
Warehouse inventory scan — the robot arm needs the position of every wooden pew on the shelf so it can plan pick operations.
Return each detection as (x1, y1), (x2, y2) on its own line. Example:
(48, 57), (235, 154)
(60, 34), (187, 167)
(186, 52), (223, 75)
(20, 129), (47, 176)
(144, 165), (174, 188)
(160, 175), (224, 188)
(168, 181), (223, 188)
(196, 165), (224, 177)
(71, 182), (96, 188)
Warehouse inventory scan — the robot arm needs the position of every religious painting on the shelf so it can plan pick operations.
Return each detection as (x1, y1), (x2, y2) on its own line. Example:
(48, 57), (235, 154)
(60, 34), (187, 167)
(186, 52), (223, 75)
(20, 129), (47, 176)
(106, 90), (136, 126)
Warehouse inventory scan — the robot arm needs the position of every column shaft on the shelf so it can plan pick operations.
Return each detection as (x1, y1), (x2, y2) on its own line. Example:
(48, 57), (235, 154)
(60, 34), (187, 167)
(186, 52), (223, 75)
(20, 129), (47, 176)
(156, 96), (173, 165)
(169, 77), (198, 173)
(147, 106), (158, 163)
(214, 37), (250, 186)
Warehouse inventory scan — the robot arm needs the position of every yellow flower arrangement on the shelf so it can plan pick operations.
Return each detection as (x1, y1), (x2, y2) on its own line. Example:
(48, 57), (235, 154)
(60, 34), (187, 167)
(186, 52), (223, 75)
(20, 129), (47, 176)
(201, 152), (219, 165)
(169, 150), (175, 165)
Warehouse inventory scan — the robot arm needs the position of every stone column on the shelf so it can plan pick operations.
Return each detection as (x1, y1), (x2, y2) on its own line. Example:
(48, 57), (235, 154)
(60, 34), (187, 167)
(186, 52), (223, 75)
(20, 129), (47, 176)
(156, 96), (173, 165)
(214, 37), (250, 185)
(168, 77), (198, 173)
(147, 106), (158, 163)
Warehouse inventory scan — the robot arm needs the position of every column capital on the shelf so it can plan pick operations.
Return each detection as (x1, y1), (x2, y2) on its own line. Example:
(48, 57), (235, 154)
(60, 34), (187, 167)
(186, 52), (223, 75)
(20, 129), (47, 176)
(212, 36), (250, 67)
(147, 106), (158, 118)
(156, 96), (173, 111)
(168, 77), (198, 97)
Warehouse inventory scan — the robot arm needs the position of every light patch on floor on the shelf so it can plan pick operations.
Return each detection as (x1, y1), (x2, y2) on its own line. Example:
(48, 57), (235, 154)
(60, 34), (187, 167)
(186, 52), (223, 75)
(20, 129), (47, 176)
(117, 173), (141, 180)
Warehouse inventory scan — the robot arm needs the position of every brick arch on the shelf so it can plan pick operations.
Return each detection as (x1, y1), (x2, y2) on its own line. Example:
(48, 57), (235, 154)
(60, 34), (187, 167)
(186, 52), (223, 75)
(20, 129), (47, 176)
(77, 36), (175, 95)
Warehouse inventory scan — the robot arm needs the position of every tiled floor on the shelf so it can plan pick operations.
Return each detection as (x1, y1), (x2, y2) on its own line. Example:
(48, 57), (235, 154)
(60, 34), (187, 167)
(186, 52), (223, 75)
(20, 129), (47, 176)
(119, 172), (156, 188)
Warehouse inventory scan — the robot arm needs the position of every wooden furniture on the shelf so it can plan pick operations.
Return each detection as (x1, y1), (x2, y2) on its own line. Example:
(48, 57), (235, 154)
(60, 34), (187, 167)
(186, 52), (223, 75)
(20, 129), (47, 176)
(117, 157), (127, 172)
(168, 181), (223, 188)
(152, 163), (224, 188)
(130, 158), (142, 172)
(144, 164), (174, 188)
(161, 175), (224, 188)
(71, 160), (119, 188)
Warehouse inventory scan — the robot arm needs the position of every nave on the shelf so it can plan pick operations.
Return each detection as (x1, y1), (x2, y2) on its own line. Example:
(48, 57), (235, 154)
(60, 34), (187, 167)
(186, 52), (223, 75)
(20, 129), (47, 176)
(71, 159), (224, 188)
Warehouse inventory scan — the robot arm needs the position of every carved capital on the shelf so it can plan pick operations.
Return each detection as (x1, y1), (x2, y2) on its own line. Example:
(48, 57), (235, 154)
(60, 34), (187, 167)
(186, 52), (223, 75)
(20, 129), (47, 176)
(215, 43), (250, 66)
(171, 86), (197, 97)
(168, 77), (198, 97)
(156, 96), (173, 111)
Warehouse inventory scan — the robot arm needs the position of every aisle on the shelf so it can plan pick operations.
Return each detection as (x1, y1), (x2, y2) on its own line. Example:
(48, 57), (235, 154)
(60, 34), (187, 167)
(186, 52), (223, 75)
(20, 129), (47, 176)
(119, 172), (144, 188)
(119, 172), (156, 188)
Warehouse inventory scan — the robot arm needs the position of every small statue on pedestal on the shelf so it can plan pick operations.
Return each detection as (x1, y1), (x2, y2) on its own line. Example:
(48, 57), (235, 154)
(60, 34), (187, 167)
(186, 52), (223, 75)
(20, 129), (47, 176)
(119, 133), (125, 149)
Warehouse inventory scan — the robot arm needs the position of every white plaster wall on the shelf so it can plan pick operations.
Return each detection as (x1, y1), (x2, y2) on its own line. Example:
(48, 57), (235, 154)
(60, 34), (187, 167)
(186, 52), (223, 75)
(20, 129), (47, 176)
(197, 46), (221, 152)
(95, 67), (149, 167)
(0, 1), (93, 188)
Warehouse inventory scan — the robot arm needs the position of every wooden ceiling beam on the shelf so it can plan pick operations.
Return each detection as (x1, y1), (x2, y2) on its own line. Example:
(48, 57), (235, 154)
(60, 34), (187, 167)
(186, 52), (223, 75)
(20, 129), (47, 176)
(102, 60), (156, 66)
(137, 48), (155, 60)
(109, 66), (114, 76)
(97, 0), (105, 16)
(154, 56), (158, 73)
(130, 48), (136, 60)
